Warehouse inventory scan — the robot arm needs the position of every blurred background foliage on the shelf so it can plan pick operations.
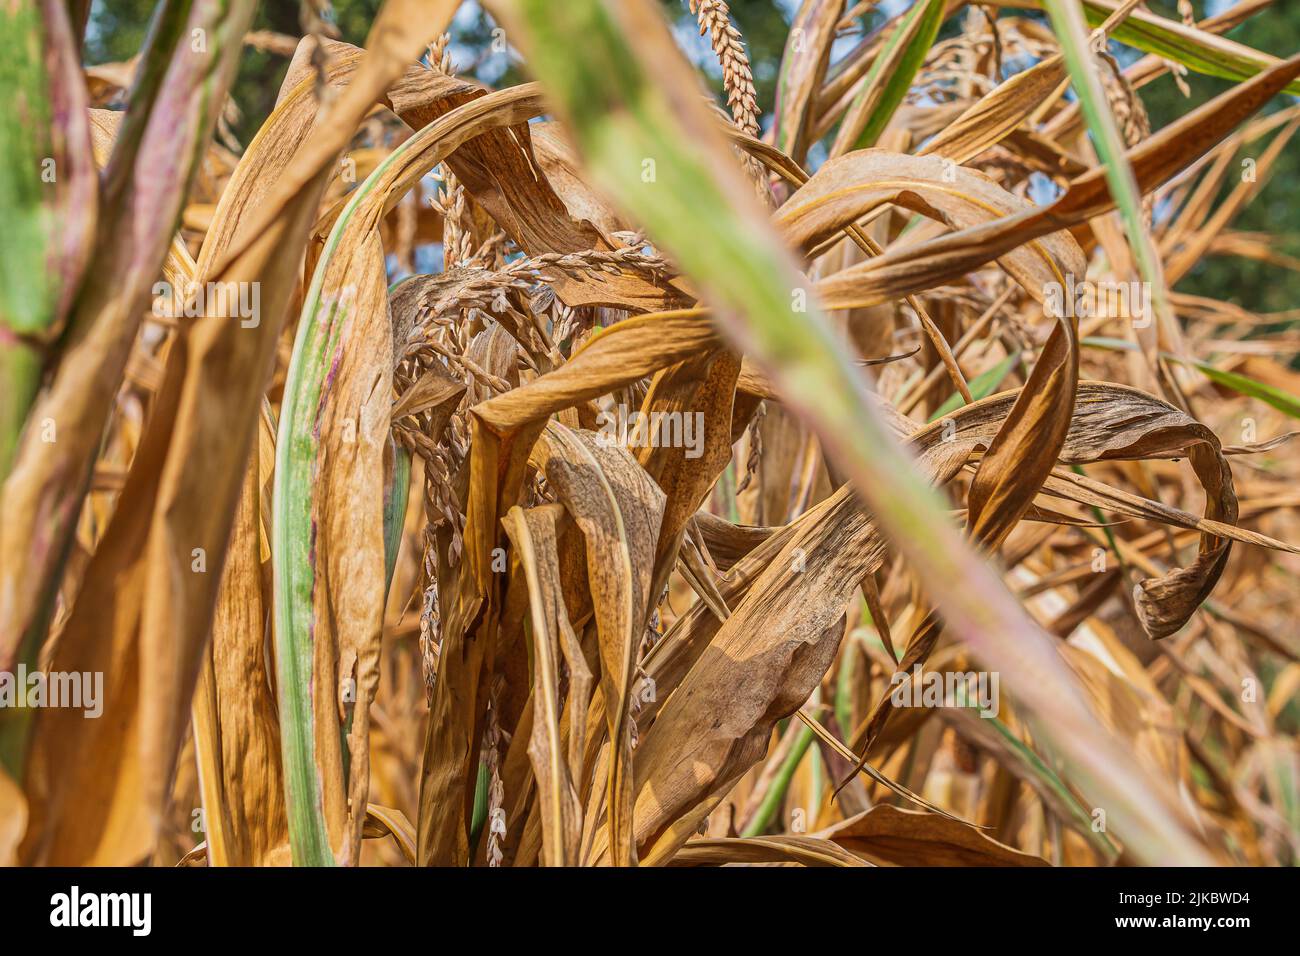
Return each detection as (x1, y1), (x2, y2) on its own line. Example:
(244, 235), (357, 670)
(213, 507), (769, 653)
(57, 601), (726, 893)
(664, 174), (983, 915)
(82, 0), (1300, 315)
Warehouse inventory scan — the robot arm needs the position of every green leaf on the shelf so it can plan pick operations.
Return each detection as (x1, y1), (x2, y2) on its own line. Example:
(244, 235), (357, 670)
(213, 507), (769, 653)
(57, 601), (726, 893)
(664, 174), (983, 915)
(1082, 1), (1300, 96)
(1083, 336), (1300, 418)
(993, 0), (1300, 96)
(273, 138), (419, 869)
(929, 351), (1022, 422)
(1191, 364), (1300, 420)
(838, 0), (948, 152)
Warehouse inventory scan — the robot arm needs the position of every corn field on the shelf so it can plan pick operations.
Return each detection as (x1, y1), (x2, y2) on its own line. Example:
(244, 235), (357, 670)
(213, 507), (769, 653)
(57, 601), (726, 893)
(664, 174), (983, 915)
(3, 0), (1300, 869)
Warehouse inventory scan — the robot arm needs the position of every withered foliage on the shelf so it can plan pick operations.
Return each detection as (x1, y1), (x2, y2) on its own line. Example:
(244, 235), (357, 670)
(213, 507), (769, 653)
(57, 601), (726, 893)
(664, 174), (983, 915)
(2, 0), (1300, 868)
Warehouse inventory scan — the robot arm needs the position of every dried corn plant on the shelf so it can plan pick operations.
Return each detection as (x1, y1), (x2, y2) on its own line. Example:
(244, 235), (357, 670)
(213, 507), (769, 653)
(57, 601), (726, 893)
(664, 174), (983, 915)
(2, 0), (1300, 869)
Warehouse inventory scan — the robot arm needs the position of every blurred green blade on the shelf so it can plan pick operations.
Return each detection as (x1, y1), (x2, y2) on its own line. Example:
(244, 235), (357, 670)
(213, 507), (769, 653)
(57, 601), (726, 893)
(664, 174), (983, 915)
(0, 0), (97, 478)
(0, 0), (256, 772)
(1042, 0), (1180, 373)
(495, 0), (1214, 865)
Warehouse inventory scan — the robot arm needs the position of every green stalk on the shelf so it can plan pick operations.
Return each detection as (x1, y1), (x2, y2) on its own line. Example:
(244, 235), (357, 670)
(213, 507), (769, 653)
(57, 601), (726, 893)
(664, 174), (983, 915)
(982, 710), (1120, 859)
(383, 444), (412, 599)
(469, 758), (491, 854)
(742, 722), (816, 837)
(834, 635), (858, 740)
(1043, 1), (1178, 360)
